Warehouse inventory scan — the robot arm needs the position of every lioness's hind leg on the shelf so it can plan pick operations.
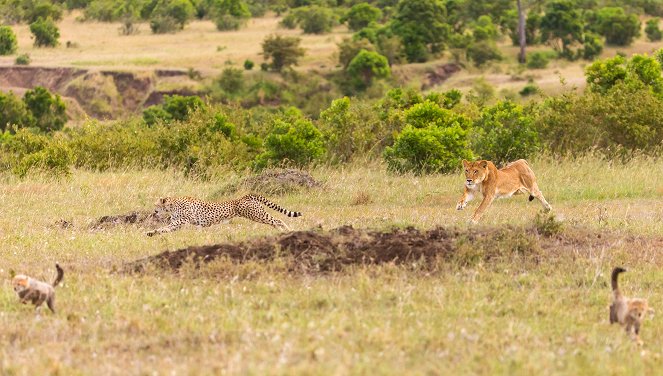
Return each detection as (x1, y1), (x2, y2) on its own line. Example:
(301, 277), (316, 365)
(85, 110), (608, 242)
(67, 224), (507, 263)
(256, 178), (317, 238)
(529, 183), (552, 212)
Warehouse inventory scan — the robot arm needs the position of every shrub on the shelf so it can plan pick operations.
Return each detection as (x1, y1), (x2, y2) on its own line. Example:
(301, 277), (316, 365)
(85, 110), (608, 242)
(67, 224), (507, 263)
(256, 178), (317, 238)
(581, 32), (604, 60)
(586, 54), (663, 96)
(519, 82), (539, 97)
(471, 101), (540, 163)
(592, 7), (641, 46)
(390, 0), (450, 63)
(143, 95), (206, 125)
(23, 1), (63, 23)
(646, 18), (662, 41)
(0, 129), (72, 178)
(213, 0), (251, 19)
(216, 67), (244, 95)
(0, 91), (30, 131)
(214, 14), (243, 31)
(403, 100), (471, 130)
(162, 0), (195, 29)
(526, 51), (552, 69)
(150, 14), (180, 33)
(337, 37), (375, 68)
(261, 34), (305, 72)
(346, 49), (390, 90)
(585, 55), (627, 94)
(243, 59), (254, 70)
(466, 41), (502, 67)
(30, 18), (60, 47)
(254, 116), (325, 169)
(342, 3), (382, 32)
(472, 15), (498, 42)
(15, 54), (31, 65)
(23, 87), (67, 132)
(540, 0), (583, 58)
(293, 6), (336, 34)
(0, 26), (17, 55)
(423, 89), (462, 110)
(384, 124), (473, 174)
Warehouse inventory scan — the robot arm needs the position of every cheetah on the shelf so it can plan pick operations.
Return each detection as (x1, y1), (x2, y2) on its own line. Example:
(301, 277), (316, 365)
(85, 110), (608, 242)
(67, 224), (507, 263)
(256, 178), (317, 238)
(146, 194), (301, 236)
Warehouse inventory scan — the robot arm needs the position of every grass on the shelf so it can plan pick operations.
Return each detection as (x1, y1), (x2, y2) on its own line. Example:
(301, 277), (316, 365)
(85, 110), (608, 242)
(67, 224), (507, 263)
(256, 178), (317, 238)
(1, 157), (663, 374)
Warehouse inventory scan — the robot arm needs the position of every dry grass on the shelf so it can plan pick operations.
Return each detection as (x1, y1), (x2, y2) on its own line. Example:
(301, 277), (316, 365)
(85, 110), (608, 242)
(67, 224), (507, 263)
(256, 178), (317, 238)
(1, 157), (663, 374)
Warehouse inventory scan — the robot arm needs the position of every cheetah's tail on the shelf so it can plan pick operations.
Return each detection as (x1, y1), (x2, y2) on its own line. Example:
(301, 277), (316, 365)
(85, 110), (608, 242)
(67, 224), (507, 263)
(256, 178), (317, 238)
(249, 194), (302, 217)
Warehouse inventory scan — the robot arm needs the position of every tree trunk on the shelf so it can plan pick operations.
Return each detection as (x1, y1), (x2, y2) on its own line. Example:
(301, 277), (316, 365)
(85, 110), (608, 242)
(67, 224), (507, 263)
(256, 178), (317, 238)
(517, 0), (526, 64)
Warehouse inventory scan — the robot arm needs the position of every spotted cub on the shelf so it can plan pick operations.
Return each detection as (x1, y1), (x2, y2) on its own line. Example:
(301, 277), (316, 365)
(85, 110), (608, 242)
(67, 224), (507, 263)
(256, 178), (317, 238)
(146, 194), (301, 236)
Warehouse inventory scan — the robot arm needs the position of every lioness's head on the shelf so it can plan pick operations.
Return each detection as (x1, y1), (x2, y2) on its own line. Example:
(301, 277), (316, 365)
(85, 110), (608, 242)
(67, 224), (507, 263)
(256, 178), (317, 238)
(462, 160), (490, 188)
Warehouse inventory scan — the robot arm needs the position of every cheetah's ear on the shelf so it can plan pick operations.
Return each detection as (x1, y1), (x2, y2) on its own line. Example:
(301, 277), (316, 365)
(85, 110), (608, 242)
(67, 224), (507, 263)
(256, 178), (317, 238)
(159, 197), (167, 205)
(479, 160), (488, 169)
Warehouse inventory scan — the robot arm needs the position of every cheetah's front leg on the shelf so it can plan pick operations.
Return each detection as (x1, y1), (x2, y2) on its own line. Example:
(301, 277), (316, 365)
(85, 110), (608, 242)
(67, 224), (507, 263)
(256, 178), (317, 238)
(146, 221), (184, 236)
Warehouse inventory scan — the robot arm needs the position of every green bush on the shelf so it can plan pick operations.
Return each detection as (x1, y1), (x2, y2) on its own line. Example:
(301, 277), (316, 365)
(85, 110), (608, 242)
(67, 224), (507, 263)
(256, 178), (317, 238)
(243, 59), (254, 70)
(0, 91), (30, 131)
(646, 18), (662, 41)
(390, 0), (450, 63)
(291, 6), (336, 34)
(23, 1), (63, 23)
(384, 124), (473, 174)
(586, 54), (663, 96)
(472, 15), (498, 42)
(403, 100), (471, 130)
(0, 129), (72, 178)
(540, 0), (583, 59)
(337, 37), (375, 68)
(214, 14), (243, 30)
(0, 26), (17, 55)
(216, 67), (244, 95)
(592, 7), (641, 46)
(143, 95), (206, 125)
(23, 87), (67, 132)
(581, 32), (604, 60)
(471, 101), (540, 163)
(519, 82), (539, 97)
(423, 89), (462, 109)
(150, 14), (180, 33)
(342, 3), (382, 32)
(346, 49), (390, 90)
(15, 54), (31, 65)
(526, 51), (552, 69)
(318, 96), (384, 162)
(261, 34), (305, 72)
(30, 18), (60, 47)
(466, 41), (502, 67)
(254, 115), (326, 169)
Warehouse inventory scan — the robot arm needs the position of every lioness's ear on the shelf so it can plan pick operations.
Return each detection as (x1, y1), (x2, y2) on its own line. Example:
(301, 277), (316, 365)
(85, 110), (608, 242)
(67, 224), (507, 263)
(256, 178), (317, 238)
(479, 160), (488, 168)
(462, 159), (469, 167)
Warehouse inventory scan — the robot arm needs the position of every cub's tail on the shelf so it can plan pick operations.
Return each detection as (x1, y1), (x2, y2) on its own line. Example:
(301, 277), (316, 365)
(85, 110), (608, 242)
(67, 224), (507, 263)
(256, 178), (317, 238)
(611, 267), (626, 292)
(248, 194), (302, 217)
(52, 263), (64, 288)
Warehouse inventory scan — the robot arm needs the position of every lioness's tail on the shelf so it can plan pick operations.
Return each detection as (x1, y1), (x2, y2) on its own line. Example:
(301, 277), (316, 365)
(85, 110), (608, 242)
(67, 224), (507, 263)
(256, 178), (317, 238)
(612, 267), (626, 292)
(248, 194), (302, 217)
(52, 263), (64, 287)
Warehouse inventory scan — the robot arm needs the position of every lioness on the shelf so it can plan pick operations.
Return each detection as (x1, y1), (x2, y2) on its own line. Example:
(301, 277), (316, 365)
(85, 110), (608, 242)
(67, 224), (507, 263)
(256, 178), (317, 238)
(456, 159), (552, 224)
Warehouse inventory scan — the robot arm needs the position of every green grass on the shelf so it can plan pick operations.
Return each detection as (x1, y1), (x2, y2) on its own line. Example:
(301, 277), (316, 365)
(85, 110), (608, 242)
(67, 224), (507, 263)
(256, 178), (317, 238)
(1, 157), (663, 374)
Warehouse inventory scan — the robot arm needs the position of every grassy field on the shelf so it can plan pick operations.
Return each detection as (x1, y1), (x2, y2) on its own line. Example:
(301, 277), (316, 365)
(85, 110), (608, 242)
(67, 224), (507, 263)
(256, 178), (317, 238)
(1, 157), (663, 374)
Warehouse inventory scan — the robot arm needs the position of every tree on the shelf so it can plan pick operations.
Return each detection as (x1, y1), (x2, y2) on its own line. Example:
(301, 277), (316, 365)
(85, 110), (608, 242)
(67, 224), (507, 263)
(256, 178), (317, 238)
(261, 34), (305, 72)
(0, 26), (17, 55)
(0, 91), (30, 131)
(347, 50), (390, 90)
(163, 0), (195, 29)
(342, 3), (382, 32)
(472, 15), (498, 41)
(646, 18), (662, 42)
(592, 7), (640, 46)
(540, 0), (583, 59)
(213, 0), (251, 31)
(390, 0), (450, 63)
(517, 0), (526, 63)
(23, 86), (67, 132)
(337, 37), (375, 68)
(29, 17), (60, 47)
(467, 41), (502, 67)
(291, 6), (336, 34)
(22, 0), (63, 23)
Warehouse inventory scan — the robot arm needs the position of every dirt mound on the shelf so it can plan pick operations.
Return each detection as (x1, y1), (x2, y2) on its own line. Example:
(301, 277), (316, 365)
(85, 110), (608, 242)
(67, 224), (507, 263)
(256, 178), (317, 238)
(124, 225), (548, 274)
(91, 211), (168, 230)
(222, 168), (322, 196)
(422, 63), (462, 90)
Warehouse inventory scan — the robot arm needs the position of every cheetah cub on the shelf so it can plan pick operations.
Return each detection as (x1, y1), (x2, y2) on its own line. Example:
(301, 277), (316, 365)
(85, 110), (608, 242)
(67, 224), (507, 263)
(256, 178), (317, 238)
(12, 263), (64, 313)
(610, 267), (652, 345)
(146, 194), (302, 236)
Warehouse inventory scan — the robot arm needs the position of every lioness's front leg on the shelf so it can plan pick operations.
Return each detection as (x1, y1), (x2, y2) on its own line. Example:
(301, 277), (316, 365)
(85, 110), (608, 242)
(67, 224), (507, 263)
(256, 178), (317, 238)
(470, 194), (495, 224)
(456, 186), (475, 210)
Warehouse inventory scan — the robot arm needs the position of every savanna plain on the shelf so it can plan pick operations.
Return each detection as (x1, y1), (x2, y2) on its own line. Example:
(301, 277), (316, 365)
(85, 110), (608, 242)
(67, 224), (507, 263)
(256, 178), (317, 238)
(1, 157), (662, 375)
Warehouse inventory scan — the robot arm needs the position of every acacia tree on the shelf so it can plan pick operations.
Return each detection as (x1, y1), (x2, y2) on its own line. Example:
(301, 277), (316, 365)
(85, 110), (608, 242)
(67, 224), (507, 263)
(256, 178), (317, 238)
(390, 0), (450, 63)
(261, 34), (305, 72)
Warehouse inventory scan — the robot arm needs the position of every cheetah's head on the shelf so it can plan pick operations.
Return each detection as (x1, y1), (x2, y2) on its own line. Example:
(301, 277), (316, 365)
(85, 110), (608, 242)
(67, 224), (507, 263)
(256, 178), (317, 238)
(153, 197), (173, 217)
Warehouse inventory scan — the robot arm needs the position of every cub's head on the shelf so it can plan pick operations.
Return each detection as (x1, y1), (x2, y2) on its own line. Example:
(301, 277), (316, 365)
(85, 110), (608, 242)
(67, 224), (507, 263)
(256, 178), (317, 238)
(629, 299), (650, 322)
(153, 197), (173, 216)
(462, 160), (490, 188)
(12, 275), (30, 293)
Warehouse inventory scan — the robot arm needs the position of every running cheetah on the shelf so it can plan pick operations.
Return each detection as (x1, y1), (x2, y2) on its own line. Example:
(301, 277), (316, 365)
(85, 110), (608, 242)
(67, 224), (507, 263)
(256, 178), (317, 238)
(146, 194), (301, 236)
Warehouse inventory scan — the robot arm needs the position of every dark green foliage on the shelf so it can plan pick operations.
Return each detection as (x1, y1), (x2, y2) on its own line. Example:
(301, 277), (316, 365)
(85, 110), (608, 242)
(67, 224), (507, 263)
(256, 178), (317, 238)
(645, 18), (662, 41)
(254, 114), (325, 169)
(423, 89), (462, 109)
(342, 3), (382, 31)
(213, 0), (251, 30)
(472, 15), (498, 42)
(337, 37), (375, 68)
(540, 0), (583, 59)
(519, 82), (539, 97)
(390, 0), (450, 62)
(346, 49), (390, 90)
(216, 67), (244, 95)
(214, 14), (242, 30)
(586, 54), (663, 96)
(150, 14), (180, 33)
(467, 40), (502, 67)
(23, 87), (67, 132)
(23, 0), (63, 23)
(244, 59), (254, 70)
(585, 55), (627, 93)
(15, 53), (30, 65)
(471, 101), (540, 163)
(0, 91), (30, 131)
(506, 10), (541, 45)
(289, 6), (337, 34)
(592, 7), (641, 46)
(581, 32), (604, 60)
(527, 51), (554, 69)
(0, 26), (17, 55)
(30, 17), (60, 47)
(0, 129), (73, 178)
(261, 34), (305, 72)
(143, 95), (206, 125)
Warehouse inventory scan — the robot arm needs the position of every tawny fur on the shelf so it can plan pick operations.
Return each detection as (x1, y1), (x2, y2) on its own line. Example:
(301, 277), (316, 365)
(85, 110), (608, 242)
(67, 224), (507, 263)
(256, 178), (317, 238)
(610, 267), (650, 345)
(12, 263), (64, 314)
(456, 159), (552, 224)
(146, 194), (302, 236)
